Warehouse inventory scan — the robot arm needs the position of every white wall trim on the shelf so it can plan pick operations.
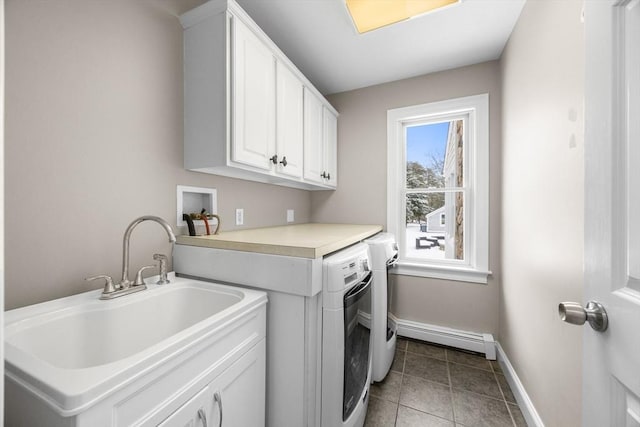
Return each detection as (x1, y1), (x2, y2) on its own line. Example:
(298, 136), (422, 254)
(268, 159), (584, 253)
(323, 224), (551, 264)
(391, 262), (491, 284)
(496, 342), (545, 427)
(392, 314), (496, 359)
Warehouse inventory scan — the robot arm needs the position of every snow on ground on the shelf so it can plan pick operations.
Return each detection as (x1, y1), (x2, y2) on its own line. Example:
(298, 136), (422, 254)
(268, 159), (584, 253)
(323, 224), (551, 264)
(404, 224), (446, 260)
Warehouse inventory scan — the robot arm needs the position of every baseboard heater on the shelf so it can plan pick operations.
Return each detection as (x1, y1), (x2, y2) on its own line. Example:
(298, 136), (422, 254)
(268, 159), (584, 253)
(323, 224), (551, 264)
(390, 314), (496, 360)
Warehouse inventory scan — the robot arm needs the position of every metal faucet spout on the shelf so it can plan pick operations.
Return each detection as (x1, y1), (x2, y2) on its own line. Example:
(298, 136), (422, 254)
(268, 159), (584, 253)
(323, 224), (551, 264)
(121, 216), (176, 288)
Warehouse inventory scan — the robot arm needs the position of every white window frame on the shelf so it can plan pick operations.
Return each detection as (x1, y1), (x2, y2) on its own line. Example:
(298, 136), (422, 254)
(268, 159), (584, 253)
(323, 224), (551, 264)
(387, 94), (490, 284)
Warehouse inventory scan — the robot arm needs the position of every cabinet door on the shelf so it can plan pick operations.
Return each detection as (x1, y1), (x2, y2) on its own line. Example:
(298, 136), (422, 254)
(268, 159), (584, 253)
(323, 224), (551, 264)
(158, 386), (210, 427)
(208, 340), (266, 427)
(276, 62), (304, 179)
(232, 17), (276, 171)
(303, 88), (325, 184)
(323, 107), (338, 188)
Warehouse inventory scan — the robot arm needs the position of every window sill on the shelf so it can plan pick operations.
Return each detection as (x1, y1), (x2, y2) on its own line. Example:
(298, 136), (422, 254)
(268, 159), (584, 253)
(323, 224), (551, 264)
(390, 262), (491, 284)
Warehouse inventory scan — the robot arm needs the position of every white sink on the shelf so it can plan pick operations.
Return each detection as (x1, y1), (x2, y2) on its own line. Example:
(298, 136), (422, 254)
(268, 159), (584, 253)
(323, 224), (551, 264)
(4, 273), (267, 415)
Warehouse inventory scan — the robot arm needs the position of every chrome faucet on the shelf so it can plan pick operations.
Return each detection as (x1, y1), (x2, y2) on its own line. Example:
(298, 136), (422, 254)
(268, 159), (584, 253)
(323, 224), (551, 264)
(120, 216), (176, 288)
(87, 215), (176, 300)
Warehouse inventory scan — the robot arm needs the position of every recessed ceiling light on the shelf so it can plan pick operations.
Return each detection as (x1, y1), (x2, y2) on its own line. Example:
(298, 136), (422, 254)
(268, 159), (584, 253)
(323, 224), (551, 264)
(345, 0), (461, 34)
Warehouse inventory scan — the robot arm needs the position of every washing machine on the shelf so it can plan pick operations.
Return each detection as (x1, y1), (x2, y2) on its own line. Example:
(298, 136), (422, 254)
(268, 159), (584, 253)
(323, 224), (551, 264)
(364, 232), (399, 382)
(322, 243), (372, 427)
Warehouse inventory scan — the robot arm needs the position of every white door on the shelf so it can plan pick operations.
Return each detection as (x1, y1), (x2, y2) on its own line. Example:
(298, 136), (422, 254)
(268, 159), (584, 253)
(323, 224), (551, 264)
(276, 61), (303, 179)
(581, 1), (640, 425)
(232, 17), (276, 171)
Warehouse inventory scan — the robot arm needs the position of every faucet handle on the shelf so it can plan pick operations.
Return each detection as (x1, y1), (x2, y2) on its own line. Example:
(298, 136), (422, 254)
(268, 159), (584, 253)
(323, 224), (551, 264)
(153, 253), (170, 284)
(153, 253), (168, 262)
(86, 275), (117, 294)
(134, 265), (155, 287)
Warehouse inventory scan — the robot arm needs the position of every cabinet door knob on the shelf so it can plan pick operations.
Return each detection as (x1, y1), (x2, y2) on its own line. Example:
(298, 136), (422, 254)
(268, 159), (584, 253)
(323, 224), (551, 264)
(327, 172), (331, 180)
(270, 155), (278, 164)
(279, 156), (288, 167)
(321, 171), (327, 179)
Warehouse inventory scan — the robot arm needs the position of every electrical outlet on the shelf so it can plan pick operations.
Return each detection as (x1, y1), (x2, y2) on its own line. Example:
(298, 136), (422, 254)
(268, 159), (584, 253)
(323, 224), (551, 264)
(235, 208), (244, 226)
(287, 209), (295, 223)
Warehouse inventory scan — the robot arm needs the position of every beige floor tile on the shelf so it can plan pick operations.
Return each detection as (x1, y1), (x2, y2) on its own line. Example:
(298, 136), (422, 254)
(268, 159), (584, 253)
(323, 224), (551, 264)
(391, 349), (405, 373)
(396, 405), (455, 427)
(496, 373), (516, 403)
(399, 375), (453, 421)
(365, 396), (399, 427)
(490, 359), (504, 374)
(404, 352), (450, 385)
(407, 340), (447, 360)
(449, 363), (503, 400)
(446, 349), (492, 371)
(371, 371), (403, 403)
(508, 403), (527, 427)
(396, 337), (409, 351)
(452, 389), (513, 427)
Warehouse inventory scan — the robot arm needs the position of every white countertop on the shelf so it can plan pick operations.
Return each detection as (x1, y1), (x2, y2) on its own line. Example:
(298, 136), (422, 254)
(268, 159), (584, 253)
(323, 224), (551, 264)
(176, 223), (383, 258)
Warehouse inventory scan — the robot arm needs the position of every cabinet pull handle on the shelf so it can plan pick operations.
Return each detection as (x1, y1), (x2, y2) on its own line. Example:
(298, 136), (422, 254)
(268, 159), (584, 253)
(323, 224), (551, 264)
(279, 156), (288, 167)
(197, 408), (208, 427)
(327, 172), (331, 180)
(270, 155), (278, 164)
(320, 171), (327, 179)
(214, 392), (223, 427)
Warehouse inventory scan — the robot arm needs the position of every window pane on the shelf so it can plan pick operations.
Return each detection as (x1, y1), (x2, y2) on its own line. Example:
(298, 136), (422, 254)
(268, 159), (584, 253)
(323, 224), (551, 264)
(405, 191), (464, 261)
(406, 120), (464, 189)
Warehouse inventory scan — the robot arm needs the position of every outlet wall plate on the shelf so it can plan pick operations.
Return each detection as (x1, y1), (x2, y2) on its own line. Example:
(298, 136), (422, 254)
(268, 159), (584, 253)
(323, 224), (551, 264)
(236, 208), (244, 226)
(287, 209), (295, 223)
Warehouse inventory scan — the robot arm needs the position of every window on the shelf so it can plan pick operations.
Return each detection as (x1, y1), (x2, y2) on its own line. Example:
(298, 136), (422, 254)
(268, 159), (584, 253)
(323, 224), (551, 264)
(387, 94), (490, 283)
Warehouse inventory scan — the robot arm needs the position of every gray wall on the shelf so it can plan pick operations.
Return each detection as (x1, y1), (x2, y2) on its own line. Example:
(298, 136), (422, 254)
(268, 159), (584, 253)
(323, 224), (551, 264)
(313, 62), (502, 335)
(500, 0), (584, 425)
(4, 0), (311, 310)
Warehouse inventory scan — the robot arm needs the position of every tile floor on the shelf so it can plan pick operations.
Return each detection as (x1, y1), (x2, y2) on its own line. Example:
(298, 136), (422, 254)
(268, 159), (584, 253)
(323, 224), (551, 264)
(364, 338), (527, 427)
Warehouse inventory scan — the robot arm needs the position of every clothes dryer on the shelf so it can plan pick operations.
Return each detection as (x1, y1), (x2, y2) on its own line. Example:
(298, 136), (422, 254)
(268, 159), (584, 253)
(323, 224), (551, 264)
(364, 232), (398, 382)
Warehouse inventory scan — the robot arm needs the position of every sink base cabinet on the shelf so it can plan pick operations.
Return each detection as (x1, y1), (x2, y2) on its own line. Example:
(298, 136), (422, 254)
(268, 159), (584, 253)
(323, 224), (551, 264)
(5, 304), (267, 427)
(158, 340), (266, 427)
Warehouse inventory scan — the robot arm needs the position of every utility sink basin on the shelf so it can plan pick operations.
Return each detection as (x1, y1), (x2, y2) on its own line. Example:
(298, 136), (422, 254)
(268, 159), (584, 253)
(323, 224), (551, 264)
(4, 273), (267, 415)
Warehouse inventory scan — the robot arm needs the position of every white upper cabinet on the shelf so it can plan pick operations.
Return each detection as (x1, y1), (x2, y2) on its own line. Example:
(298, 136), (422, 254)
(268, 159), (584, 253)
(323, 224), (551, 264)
(304, 89), (338, 188)
(181, 0), (338, 190)
(232, 18), (276, 171)
(323, 106), (338, 187)
(303, 88), (325, 185)
(276, 62), (304, 179)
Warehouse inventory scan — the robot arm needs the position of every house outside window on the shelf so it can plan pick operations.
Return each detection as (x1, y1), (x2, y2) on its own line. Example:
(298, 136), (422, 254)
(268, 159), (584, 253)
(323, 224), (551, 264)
(387, 94), (490, 283)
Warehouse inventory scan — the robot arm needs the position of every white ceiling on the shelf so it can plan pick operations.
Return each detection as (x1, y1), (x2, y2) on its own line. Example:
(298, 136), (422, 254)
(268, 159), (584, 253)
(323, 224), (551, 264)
(236, 0), (526, 95)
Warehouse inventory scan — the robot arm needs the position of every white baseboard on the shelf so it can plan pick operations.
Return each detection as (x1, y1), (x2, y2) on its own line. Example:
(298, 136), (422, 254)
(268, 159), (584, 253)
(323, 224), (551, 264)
(392, 315), (496, 359)
(496, 342), (545, 427)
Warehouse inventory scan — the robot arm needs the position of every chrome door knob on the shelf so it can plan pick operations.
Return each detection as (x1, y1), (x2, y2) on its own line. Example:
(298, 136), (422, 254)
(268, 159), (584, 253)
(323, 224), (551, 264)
(559, 301), (608, 332)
